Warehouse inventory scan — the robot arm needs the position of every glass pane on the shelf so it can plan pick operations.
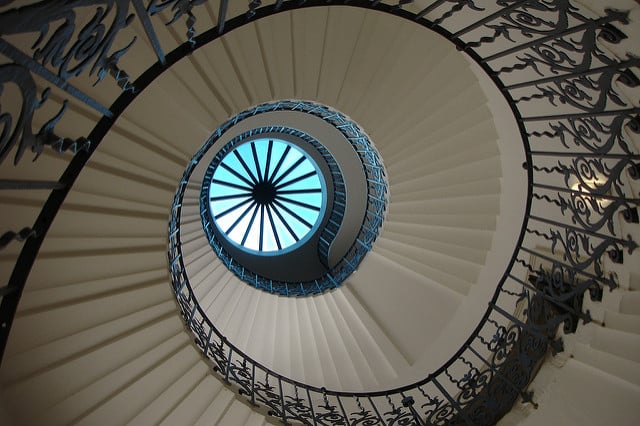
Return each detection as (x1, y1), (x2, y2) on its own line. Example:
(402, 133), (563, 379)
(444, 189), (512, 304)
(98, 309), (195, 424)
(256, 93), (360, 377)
(209, 138), (325, 253)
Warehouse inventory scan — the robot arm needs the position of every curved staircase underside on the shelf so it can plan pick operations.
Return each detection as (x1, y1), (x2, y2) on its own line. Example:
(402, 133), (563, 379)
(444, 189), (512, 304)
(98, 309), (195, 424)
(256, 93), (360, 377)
(0, 1), (639, 425)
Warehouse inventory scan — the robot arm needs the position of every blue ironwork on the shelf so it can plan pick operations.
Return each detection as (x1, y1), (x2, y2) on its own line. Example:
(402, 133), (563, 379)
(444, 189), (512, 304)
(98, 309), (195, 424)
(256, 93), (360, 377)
(175, 104), (386, 296)
(147, 0), (206, 47)
(0, 1), (638, 425)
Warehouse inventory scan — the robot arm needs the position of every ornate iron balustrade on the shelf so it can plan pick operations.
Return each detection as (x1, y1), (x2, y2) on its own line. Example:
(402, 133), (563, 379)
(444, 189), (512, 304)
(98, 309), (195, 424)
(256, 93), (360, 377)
(1, 1), (638, 425)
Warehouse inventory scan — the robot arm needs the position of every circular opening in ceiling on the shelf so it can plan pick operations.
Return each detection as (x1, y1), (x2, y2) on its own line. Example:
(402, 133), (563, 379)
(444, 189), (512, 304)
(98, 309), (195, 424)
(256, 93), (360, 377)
(172, 101), (388, 297)
(206, 137), (327, 254)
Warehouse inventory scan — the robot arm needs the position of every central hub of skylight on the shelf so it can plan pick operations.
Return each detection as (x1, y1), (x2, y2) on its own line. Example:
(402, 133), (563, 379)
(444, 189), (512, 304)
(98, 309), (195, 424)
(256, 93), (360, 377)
(252, 182), (276, 205)
(207, 138), (325, 253)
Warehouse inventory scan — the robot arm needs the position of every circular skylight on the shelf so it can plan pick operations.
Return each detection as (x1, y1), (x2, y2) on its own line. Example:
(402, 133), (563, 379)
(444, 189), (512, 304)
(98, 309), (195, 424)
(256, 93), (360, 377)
(188, 102), (386, 296)
(207, 138), (325, 254)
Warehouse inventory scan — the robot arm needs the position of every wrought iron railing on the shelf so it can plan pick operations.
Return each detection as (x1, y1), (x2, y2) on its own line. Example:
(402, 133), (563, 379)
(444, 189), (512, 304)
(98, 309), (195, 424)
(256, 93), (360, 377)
(1, 1), (638, 425)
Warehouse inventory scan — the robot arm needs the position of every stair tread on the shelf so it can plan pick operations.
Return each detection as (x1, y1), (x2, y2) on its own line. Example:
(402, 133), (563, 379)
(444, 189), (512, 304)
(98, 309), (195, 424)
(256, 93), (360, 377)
(573, 341), (640, 386)
(78, 347), (203, 426)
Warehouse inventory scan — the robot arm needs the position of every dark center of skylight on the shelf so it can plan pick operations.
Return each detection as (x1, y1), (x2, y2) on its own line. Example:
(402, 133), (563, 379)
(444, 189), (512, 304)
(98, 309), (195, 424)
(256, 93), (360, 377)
(252, 182), (277, 205)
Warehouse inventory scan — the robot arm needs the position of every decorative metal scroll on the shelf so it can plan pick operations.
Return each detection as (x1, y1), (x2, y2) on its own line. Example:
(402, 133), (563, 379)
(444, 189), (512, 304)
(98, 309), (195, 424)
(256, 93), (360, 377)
(0, 0), (136, 165)
(1, 1), (638, 426)
(0, 227), (36, 250)
(0, 63), (92, 164)
(147, 0), (207, 46)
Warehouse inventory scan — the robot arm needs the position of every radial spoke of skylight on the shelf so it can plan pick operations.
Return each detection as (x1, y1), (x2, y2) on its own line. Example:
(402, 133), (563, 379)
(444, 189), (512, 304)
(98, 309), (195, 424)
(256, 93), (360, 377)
(270, 203), (300, 242)
(233, 148), (259, 184)
(226, 201), (258, 235)
(272, 156), (306, 187)
(243, 207), (262, 251)
(210, 196), (252, 219)
(213, 196), (253, 220)
(278, 188), (323, 195)
(267, 145), (291, 184)
(275, 170), (318, 190)
(219, 162), (255, 187)
(208, 183), (245, 199)
(278, 201), (322, 227)
(265, 206), (282, 250)
(263, 140), (273, 183)
(273, 199), (314, 229)
(241, 203), (260, 246)
(275, 195), (322, 212)
(259, 205), (266, 251)
(211, 178), (252, 193)
(210, 192), (253, 202)
(250, 142), (263, 182)
(221, 152), (255, 183)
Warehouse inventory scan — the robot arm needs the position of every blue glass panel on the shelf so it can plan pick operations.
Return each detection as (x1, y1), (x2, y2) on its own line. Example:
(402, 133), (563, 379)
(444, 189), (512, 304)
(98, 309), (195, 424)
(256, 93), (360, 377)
(221, 151), (256, 183)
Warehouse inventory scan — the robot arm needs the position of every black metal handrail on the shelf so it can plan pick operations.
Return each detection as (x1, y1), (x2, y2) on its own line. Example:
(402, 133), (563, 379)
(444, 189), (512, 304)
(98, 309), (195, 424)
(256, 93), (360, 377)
(1, 1), (638, 425)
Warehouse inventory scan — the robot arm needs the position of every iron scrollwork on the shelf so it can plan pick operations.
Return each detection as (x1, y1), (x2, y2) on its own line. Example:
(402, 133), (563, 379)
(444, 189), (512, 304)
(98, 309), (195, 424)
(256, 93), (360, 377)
(252, 374), (285, 421)
(0, 63), (93, 164)
(516, 60), (637, 112)
(558, 191), (634, 235)
(226, 358), (255, 399)
(546, 226), (636, 279)
(0, 64), (54, 164)
(494, 8), (629, 75)
(467, 0), (580, 50)
(421, 392), (454, 425)
(554, 156), (629, 196)
(147, 0), (207, 46)
(347, 397), (382, 425)
(0, 0), (135, 82)
(0, 0), (135, 165)
(532, 186), (635, 237)
(282, 387), (315, 425)
(531, 153), (639, 239)
(431, 0), (484, 27)
(0, 226), (36, 250)
(551, 114), (636, 155)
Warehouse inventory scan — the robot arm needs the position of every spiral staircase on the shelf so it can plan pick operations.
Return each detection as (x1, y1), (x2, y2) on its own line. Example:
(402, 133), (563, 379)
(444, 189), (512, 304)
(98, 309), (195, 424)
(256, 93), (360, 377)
(0, 1), (639, 425)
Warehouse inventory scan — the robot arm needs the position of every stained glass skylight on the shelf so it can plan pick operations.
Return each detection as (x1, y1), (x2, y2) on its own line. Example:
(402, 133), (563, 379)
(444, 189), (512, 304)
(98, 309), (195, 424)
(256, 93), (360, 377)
(207, 138), (325, 253)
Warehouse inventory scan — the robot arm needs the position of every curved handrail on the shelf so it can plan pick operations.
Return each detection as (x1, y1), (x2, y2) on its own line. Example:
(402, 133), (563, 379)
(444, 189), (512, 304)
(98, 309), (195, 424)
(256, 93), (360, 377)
(1, 1), (638, 425)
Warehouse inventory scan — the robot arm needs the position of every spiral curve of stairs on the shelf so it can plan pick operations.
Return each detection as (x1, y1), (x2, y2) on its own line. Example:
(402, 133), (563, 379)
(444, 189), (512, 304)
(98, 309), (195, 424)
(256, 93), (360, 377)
(0, 1), (639, 425)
